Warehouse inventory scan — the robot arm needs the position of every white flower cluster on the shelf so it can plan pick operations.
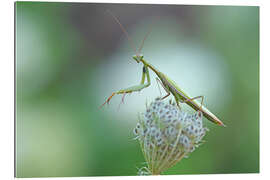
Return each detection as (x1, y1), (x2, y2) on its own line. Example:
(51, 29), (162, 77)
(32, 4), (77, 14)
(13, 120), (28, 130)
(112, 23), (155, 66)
(134, 98), (208, 175)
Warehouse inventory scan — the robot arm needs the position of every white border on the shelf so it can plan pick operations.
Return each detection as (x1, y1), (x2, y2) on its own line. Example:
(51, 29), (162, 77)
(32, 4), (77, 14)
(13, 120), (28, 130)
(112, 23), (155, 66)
(3, 0), (263, 6)
(0, 0), (15, 180)
(1, 0), (268, 180)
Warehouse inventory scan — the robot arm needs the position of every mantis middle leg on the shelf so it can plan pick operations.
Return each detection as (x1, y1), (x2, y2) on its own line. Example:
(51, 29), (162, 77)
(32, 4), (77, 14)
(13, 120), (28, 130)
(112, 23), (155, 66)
(155, 77), (170, 100)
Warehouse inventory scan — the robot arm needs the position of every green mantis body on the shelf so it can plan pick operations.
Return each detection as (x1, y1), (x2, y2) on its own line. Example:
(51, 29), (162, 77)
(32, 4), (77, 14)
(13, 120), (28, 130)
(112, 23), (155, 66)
(102, 11), (225, 127)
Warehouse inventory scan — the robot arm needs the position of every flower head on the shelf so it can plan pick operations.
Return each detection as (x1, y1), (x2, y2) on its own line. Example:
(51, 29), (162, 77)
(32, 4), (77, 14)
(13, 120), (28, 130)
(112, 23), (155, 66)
(134, 98), (208, 175)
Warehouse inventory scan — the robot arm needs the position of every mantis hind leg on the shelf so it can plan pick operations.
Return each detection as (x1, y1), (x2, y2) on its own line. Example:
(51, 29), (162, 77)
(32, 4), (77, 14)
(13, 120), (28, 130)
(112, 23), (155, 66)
(175, 96), (205, 113)
(182, 95), (204, 116)
(100, 65), (151, 107)
(183, 96), (204, 108)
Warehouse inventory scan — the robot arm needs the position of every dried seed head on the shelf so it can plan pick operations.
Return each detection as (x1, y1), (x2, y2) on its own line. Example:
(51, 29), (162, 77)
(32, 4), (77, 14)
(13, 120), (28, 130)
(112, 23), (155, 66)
(134, 98), (208, 175)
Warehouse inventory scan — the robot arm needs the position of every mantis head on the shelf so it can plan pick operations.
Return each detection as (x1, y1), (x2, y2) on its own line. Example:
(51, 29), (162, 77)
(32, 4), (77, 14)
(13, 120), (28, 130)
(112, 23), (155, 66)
(133, 54), (144, 63)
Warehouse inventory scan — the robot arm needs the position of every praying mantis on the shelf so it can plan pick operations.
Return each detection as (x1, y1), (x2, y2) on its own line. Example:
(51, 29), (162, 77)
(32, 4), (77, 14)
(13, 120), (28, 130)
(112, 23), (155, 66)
(101, 11), (225, 127)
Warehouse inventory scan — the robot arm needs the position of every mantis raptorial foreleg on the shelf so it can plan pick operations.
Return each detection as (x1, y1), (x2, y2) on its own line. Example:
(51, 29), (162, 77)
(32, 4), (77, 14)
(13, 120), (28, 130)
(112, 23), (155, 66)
(101, 65), (151, 107)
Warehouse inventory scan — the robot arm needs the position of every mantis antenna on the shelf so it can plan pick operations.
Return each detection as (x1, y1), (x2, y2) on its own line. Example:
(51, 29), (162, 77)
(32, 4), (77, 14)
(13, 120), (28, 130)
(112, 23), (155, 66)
(106, 10), (139, 56)
(138, 17), (159, 54)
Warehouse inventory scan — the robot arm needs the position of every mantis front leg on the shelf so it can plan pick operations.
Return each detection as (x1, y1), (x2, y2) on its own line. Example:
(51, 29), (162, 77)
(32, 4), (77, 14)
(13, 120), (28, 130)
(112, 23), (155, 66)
(101, 65), (151, 107)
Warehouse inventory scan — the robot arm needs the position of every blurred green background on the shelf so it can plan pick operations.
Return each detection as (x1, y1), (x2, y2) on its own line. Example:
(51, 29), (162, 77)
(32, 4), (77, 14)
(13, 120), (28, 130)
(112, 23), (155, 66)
(15, 2), (259, 177)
